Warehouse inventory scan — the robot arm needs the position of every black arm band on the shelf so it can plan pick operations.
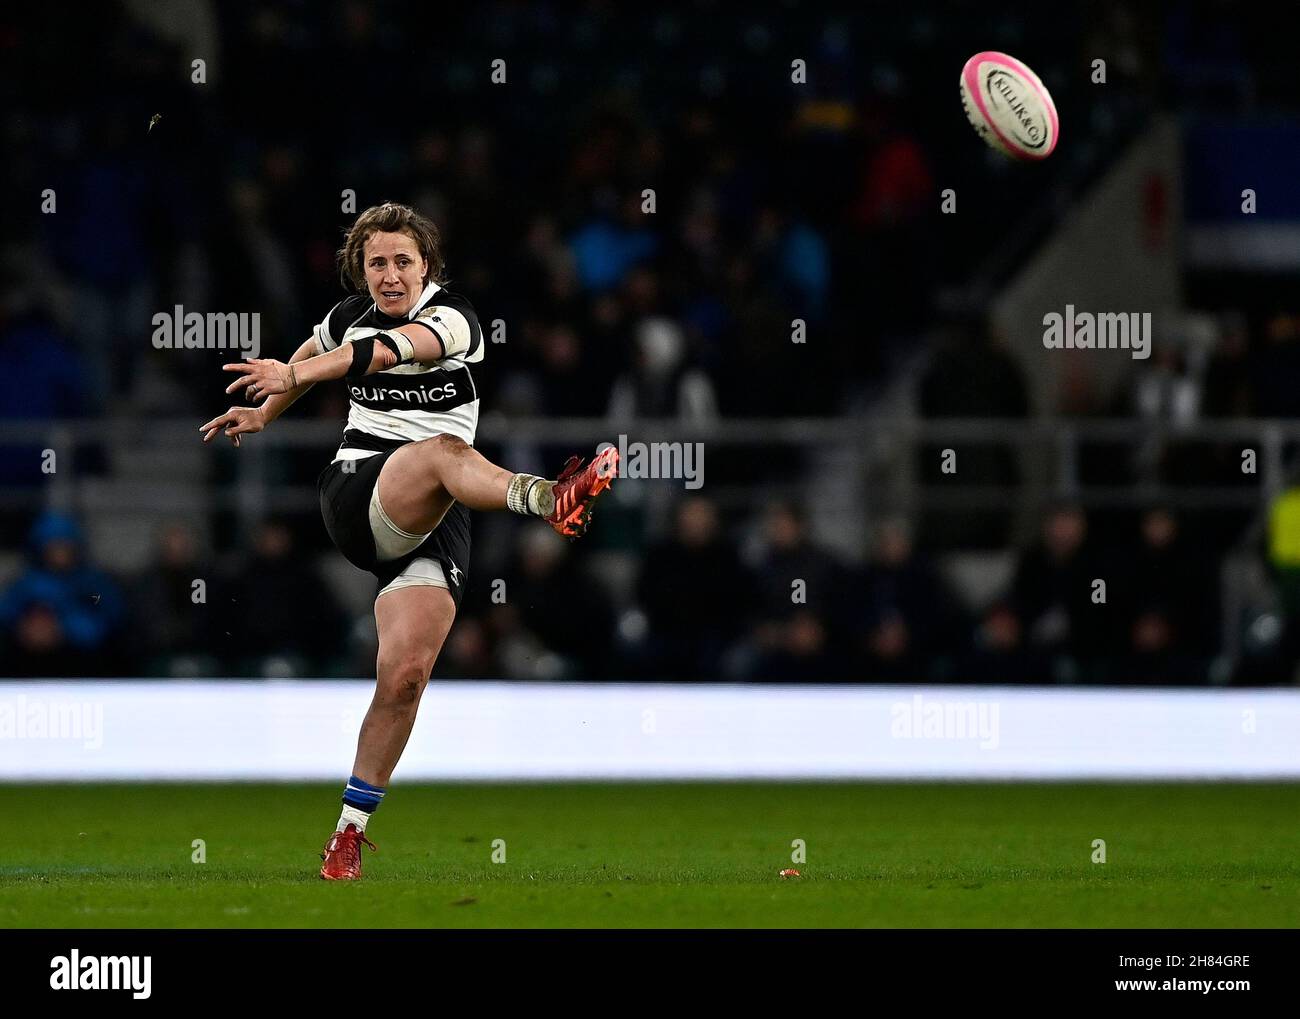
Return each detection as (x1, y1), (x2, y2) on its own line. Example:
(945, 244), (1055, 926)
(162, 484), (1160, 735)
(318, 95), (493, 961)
(345, 336), (376, 378)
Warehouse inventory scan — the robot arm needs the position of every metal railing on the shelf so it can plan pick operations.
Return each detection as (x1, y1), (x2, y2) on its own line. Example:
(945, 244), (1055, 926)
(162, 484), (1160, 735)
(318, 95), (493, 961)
(1, 416), (1292, 520)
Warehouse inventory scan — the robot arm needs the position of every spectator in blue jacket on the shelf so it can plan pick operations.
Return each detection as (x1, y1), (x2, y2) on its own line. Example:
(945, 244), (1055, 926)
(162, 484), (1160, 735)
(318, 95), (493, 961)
(0, 511), (126, 676)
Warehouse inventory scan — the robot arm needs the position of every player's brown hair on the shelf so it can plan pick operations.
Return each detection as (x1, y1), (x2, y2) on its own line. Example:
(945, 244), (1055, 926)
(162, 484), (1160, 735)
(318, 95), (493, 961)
(337, 202), (445, 293)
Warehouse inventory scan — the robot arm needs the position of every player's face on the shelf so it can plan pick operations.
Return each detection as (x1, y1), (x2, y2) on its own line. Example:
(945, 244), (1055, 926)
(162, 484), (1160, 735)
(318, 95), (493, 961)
(363, 231), (428, 316)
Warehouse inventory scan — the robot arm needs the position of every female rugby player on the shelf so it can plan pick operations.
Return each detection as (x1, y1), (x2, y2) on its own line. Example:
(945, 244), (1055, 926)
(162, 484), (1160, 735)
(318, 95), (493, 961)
(200, 203), (618, 879)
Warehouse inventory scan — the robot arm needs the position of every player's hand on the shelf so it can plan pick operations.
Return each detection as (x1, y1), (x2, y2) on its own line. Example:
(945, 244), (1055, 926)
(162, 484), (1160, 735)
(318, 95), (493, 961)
(199, 406), (265, 447)
(223, 358), (295, 400)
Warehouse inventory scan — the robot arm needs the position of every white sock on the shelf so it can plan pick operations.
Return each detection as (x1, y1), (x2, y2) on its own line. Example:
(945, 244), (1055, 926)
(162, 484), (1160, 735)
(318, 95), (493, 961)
(529, 479), (555, 516)
(507, 473), (555, 517)
(337, 804), (371, 834)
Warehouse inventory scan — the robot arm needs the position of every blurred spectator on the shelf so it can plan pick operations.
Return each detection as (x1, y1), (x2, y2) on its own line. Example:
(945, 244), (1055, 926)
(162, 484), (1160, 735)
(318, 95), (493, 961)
(750, 501), (846, 623)
(919, 319), (1030, 419)
(1084, 2), (1153, 88)
(46, 113), (157, 410)
(130, 522), (219, 676)
(529, 323), (600, 416)
(1201, 312), (1254, 418)
(1130, 344), (1201, 425)
(1250, 313), (1300, 419)
(2, 603), (88, 678)
(1008, 505), (1100, 682)
(1118, 607), (1195, 685)
(751, 609), (839, 683)
(1194, 313), (1259, 496)
(753, 206), (831, 322)
(497, 528), (615, 679)
(0, 271), (86, 429)
(1123, 343), (1203, 486)
(569, 190), (658, 293)
(746, 500), (850, 679)
(1110, 508), (1214, 682)
(845, 96), (937, 342)
(0, 512), (127, 676)
(959, 602), (1050, 684)
(220, 519), (347, 676)
(608, 317), (718, 423)
(849, 100), (936, 231)
(0, 272), (89, 538)
(210, 178), (303, 343)
(852, 518), (964, 681)
(1259, 486), (1300, 684)
(637, 497), (754, 680)
(859, 609), (924, 682)
(434, 616), (504, 680)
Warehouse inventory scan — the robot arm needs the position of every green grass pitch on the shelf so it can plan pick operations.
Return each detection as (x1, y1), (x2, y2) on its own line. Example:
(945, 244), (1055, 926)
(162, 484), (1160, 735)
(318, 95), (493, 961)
(2, 782), (1297, 928)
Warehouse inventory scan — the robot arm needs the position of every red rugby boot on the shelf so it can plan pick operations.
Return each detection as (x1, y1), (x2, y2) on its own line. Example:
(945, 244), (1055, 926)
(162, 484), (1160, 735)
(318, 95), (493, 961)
(545, 445), (619, 538)
(319, 823), (376, 880)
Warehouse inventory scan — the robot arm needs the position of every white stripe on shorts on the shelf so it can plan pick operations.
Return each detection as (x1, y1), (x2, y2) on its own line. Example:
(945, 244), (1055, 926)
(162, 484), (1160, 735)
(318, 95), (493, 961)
(377, 556), (450, 598)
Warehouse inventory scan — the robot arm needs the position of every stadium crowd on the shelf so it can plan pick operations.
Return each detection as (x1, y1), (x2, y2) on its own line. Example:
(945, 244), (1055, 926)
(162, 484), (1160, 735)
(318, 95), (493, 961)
(2, 2), (1296, 683)
(0, 492), (1284, 684)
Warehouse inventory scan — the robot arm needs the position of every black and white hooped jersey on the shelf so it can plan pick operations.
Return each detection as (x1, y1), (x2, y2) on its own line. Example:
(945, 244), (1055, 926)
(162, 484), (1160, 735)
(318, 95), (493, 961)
(312, 281), (484, 464)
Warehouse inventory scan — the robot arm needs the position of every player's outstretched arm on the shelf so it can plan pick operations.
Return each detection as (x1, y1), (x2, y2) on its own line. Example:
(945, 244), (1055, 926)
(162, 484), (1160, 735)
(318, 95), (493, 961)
(199, 336), (318, 446)
(222, 315), (467, 402)
(255, 336), (322, 425)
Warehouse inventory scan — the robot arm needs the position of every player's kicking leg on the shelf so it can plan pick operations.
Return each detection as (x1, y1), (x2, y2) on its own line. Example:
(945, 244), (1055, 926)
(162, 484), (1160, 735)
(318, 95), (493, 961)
(376, 433), (619, 540)
(319, 438), (618, 880)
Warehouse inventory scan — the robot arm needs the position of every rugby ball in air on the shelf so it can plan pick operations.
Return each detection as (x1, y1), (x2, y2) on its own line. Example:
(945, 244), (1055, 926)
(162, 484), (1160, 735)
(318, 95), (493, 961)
(960, 51), (1058, 160)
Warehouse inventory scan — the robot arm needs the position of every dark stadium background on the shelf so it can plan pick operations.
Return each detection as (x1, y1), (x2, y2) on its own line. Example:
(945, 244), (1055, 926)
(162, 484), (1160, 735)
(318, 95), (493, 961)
(2, 0), (1298, 687)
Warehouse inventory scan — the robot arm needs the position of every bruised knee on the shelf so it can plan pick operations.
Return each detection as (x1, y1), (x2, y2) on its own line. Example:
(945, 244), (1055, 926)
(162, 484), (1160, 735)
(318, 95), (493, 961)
(376, 653), (433, 708)
(401, 434), (470, 492)
(421, 432), (469, 465)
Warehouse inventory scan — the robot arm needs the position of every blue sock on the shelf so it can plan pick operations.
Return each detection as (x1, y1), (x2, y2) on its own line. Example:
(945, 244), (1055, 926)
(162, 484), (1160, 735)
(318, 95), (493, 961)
(337, 775), (385, 832)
